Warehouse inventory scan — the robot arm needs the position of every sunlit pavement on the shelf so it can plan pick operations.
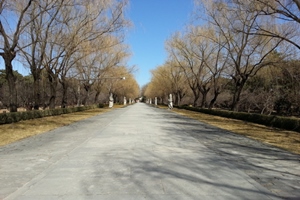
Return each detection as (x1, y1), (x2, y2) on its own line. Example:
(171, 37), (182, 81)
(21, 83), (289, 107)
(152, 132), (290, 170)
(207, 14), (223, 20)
(1, 103), (299, 200)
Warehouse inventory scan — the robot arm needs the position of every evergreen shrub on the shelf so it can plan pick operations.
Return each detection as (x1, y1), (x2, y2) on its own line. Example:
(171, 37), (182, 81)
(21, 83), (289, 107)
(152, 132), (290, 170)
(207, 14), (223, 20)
(180, 106), (300, 133)
(0, 105), (99, 125)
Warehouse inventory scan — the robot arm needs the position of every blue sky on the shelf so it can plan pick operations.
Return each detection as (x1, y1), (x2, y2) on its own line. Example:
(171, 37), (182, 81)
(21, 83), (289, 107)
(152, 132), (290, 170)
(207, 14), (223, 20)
(125, 0), (194, 87)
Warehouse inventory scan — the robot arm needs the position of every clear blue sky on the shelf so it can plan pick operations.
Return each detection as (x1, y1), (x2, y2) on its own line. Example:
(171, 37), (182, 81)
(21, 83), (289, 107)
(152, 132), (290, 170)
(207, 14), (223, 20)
(125, 0), (194, 87)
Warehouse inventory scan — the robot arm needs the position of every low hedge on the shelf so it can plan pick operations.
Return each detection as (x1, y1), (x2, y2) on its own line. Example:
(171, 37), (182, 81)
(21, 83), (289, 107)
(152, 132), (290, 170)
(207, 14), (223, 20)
(0, 105), (100, 125)
(179, 106), (300, 133)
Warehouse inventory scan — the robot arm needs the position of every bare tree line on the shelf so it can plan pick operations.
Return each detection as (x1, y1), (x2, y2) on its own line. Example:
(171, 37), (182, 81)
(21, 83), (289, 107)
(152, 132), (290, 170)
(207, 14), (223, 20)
(0, 0), (139, 112)
(144, 0), (300, 115)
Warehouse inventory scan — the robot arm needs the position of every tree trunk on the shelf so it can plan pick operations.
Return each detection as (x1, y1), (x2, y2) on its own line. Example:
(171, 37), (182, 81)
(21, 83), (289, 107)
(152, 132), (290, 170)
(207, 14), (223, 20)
(48, 73), (58, 109)
(113, 93), (118, 104)
(33, 80), (41, 110)
(2, 52), (17, 112)
(231, 87), (241, 111)
(177, 92), (182, 106)
(192, 89), (200, 107)
(82, 84), (91, 106)
(61, 81), (68, 108)
(82, 95), (88, 106)
(32, 71), (41, 110)
(174, 92), (179, 106)
(208, 90), (220, 109)
(6, 68), (17, 112)
(231, 79), (246, 111)
(160, 97), (163, 105)
(94, 91), (100, 104)
(199, 87), (210, 108)
(49, 85), (56, 109)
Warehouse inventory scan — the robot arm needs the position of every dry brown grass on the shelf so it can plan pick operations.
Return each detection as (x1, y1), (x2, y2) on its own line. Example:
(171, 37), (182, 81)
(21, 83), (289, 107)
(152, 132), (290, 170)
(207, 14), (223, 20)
(0, 106), (124, 146)
(172, 108), (300, 155)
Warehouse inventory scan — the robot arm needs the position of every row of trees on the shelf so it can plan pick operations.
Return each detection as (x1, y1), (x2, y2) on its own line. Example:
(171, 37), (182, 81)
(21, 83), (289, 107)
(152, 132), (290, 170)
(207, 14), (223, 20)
(144, 0), (300, 116)
(0, 0), (139, 112)
(0, 67), (140, 110)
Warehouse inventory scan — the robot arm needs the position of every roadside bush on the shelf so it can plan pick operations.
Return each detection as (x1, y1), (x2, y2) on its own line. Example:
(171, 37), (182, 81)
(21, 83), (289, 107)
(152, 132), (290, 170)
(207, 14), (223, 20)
(273, 117), (300, 132)
(23, 111), (34, 120)
(98, 103), (105, 108)
(9, 112), (21, 123)
(180, 106), (300, 133)
(0, 105), (100, 125)
(43, 110), (51, 117)
(33, 110), (44, 118)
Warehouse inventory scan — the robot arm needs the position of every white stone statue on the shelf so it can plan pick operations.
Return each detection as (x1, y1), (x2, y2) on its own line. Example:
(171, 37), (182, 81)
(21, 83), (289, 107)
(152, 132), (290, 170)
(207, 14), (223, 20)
(124, 96), (127, 105)
(155, 97), (157, 106)
(109, 93), (114, 108)
(168, 94), (173, 109)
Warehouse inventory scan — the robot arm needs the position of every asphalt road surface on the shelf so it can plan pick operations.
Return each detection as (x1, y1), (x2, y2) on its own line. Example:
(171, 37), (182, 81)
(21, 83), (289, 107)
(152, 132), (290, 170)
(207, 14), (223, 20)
(0, 103), (299, 200)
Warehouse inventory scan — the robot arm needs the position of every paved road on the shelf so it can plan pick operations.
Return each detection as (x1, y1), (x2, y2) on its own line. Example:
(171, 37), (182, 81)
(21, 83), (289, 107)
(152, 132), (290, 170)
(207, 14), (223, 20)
(0, 103), (299, 200)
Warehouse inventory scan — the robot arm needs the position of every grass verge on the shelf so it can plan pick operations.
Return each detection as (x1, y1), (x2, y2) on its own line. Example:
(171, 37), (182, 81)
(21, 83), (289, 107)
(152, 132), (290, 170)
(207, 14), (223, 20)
(0, 106), (123, 146)
(172, 108), (300, 155)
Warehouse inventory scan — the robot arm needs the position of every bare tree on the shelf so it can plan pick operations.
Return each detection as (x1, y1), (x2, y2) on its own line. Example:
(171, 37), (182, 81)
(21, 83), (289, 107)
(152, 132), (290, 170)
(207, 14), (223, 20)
(42, 0), (129, 109)
(198, 27), (230, 109)
(238, 0), (300, 50)
(166, 28), (215, 107)
(145, 62), (189, 106)
(93, 42), (130, 104)
(146, 65), (174, 104)
(166, 32), (199, 106)
(195, 0), (284, 111)
(75, 35), (130, 106)
(111, 66), (139, 102)
(18, 0), (65, 110)
(98, 66), (131, 104)
(165, 61), (188, 106)
(0, 0), (34, 112)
